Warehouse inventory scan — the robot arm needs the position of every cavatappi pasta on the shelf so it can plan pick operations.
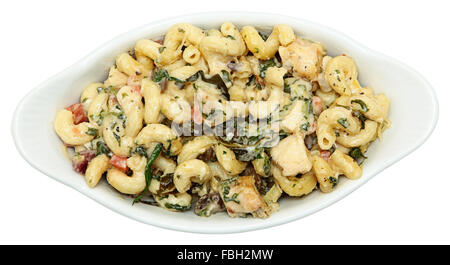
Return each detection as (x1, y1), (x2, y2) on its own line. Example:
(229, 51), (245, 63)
(54, 23), (390, 218)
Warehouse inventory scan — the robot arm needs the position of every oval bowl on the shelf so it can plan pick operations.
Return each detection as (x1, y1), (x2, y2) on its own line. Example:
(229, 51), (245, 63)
(12, 12), (439, 233)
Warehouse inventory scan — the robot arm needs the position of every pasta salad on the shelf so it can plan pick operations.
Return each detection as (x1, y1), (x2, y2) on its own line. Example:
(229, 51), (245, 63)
(54, 22), (390, 218)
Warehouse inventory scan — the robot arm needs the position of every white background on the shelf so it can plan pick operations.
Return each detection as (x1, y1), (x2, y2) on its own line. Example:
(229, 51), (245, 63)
(1, 0), (449, 244)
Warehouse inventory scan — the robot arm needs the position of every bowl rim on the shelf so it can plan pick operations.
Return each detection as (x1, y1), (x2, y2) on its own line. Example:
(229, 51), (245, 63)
(11, 11), (439, 234)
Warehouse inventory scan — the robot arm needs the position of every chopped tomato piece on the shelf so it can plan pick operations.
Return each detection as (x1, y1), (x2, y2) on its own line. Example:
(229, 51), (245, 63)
(256, 75), (265, 86)
(312, 96), (323, 115)
(108, 94), (118, 108)
(192, 103), (203, 124)
(320, 150), (331, 161)
(66, 103), (88, 125)
(110, 155), (128, 172)
(127, 76), (142, 96)
(72, 155), (88, 174)
(306, 121), (317, 135)
(132, 85), (141, 96)
(72, 150), (96, 174)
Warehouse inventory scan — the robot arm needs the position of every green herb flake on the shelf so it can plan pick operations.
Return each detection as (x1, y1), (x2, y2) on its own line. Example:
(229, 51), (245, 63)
(351, 99), (369, 112)
(117, 112), (126, 120)
(226, 35), (235, 40)
(349, 147), (367, 165)
(258, 31), (269, 41)
(96, 141), (110, 156)
(152, 69), (169, 82)
(135, 145), (148, 158)
(196, 207), (209, 217)
(352, 110), (367, 129)
(151, 174), (161, 182)
(112, 131), (121, 146)
(165, 139), (173, 157)
(283, 83), (291, 93)
(250, 78), (259, 89)
(133, 143), (163, 204)
(221, 70), (231, 83)
(165, 203), (190, 211)
(259, 59), (275, 78)
(222, 185), (240, 204)
(337, 118), (349, 128)
(86, 127), (98, 137)
(186, 73), (200, 82)
(168, 76), (184, 85)
(328, 176), (338, 188)
(185, 70), (230, 99)
(246, 75), (256, 87)
(303, 98), (313, 115)
(301, 122), (310, 131)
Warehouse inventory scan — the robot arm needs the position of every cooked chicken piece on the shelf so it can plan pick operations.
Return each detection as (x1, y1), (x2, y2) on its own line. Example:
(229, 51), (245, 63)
(218, 175), (268, 218)
(279, 37), (325, 81)
(270, 132), (312, 176)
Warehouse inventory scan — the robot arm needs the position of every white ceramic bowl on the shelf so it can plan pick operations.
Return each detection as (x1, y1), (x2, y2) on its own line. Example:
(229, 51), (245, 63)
(12, 12), (439, 233)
